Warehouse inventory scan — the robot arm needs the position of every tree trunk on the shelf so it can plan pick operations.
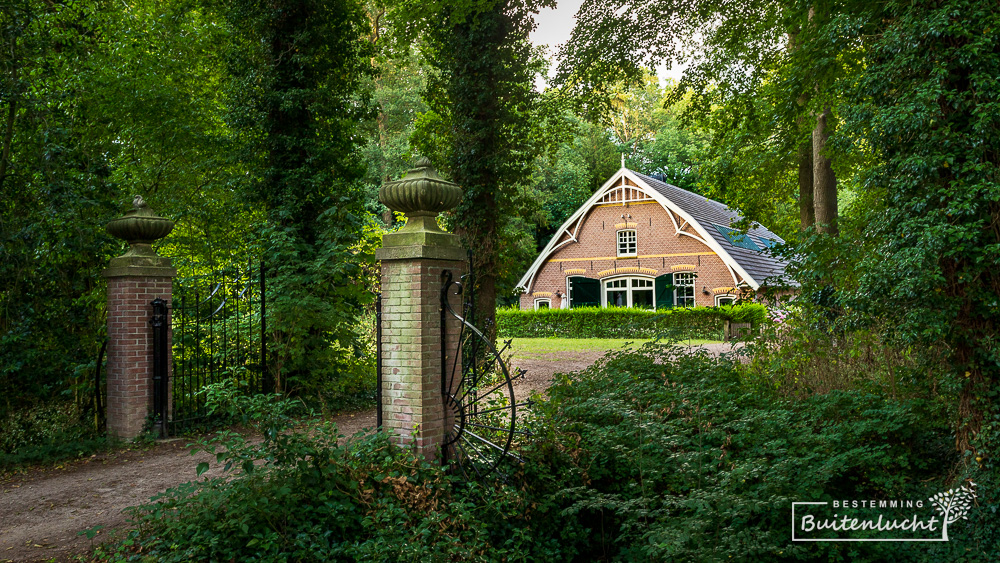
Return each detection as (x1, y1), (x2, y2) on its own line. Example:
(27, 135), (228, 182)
(797, 138), (814, 229)
(787, 29), (814, 231)
(812, 107), (838, 235)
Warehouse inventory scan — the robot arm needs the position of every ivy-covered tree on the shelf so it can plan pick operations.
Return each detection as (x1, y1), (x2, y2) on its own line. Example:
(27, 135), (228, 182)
(225, 0), (376, 397)
(402, 0), (548, 334)
(841, 0), (999, 457)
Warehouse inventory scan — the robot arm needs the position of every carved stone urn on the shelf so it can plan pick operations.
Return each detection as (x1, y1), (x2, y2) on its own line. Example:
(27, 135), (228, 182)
(378, 157), (463, 248)
(104, 195), (176, 275)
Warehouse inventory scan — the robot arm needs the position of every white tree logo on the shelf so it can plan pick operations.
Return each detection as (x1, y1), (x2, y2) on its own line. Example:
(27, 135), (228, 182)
(930, 482), (977, 541)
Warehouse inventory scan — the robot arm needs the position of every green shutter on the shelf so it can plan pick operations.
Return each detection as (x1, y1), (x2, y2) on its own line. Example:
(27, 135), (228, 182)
(569, 276), (601, 308)
(655, 274), (674, 309)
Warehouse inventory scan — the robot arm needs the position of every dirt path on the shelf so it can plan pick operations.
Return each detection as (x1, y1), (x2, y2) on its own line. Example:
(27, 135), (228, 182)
(0, 342), (735, 562)
(0, 411), (376, 563)
(507, 341), (740, 399)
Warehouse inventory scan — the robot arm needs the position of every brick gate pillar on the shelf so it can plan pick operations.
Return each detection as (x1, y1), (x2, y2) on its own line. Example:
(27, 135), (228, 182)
(102, 196), (176, 440)
(376, 158), (465, 461)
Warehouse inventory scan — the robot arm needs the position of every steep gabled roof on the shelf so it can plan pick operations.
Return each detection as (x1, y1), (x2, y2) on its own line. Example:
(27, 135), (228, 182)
(516, 167), (790, 292)
(634, 172), (789, 287)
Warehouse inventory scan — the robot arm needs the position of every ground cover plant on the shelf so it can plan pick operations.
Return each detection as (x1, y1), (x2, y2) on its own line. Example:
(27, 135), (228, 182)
(89, 384), (558, 562)
(519, 339), (981, 561)
(91, 330), (991, 562)
(0, 402), (114, 473)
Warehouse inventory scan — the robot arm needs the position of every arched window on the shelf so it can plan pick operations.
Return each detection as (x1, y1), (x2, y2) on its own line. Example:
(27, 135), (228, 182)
(602, 276), (655, 309)
(534, 298), (551, 310)
(715, 294), (736, 307)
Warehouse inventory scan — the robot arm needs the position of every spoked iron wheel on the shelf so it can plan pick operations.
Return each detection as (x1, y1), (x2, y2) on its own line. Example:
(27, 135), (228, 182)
(440, 270), (532, 480)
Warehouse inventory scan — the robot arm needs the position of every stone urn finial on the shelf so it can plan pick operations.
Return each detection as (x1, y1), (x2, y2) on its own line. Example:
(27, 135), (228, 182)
(105, 195), (174, 262)
(379, 157), (462, 240)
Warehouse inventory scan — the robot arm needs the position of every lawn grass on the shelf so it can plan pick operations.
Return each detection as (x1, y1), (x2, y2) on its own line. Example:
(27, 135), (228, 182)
(507, 337), (722, 358)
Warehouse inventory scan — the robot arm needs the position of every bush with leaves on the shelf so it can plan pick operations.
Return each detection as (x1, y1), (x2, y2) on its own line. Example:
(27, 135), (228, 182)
(497, 302), (766, 339)
(516, 342), (973, 561)
(95, 339), (990, 562)
(0, 401), (111, 471)
(103, 382), (561, 562)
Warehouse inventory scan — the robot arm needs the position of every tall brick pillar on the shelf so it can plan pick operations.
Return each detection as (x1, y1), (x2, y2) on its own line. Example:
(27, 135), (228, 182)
(376, 158), (465, 461)
(103, 196), (176, 440)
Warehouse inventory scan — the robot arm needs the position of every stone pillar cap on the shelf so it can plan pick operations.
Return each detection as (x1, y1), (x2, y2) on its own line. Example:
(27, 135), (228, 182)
(103, 195), (176, 277)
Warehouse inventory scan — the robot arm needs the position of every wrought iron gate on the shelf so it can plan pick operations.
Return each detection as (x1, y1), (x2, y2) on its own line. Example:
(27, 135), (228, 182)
(440, 266), (532, 480)
(153, 262), (268, 435)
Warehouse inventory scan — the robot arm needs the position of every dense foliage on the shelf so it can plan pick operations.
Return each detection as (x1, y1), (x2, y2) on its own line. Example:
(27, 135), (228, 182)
(98, 340), (991, 561)
(225, 0), (377, 399)
(496, 303), (766, 339)
(404, 0), (549, 332)
(0, 0), (241, 450)
(519, 343), (976, 561)
(0, 0), (379, 440)
(837, 0), (1000, 538)
(97, 384), (555, 562)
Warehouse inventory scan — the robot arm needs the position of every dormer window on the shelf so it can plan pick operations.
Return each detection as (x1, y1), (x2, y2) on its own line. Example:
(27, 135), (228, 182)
(617, 229), (637, 257)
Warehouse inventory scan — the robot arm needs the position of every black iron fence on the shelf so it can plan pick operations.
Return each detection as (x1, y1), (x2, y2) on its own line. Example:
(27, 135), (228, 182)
(154, 262), (268, 435)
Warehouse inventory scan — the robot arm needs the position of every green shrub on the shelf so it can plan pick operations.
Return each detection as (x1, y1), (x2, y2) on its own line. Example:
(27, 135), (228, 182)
(0, 401), (110, 470)
(107, 382), (559, 562)
(496, 302), (766, 339)
(517, 343), (969, 561)
(97, 341), (984, 562)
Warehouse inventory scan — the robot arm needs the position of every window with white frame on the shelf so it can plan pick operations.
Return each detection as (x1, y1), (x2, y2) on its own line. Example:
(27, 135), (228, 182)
(603, 276), (654, 309)
(715, 294), (735, 307)
(617, 229), (637, 257)
(534, 298), (551, 310)
(674, 272), (696, 307)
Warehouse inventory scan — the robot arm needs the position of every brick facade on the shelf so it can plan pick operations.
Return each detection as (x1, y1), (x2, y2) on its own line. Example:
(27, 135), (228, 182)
(378, 255), (465, 460)
(105, 275), (173, 439)
(521, 193), (743, 310)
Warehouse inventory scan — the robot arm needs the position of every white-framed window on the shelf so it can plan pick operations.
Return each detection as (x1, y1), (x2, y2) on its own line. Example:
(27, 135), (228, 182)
(534, 298), (551, 310)
(715, 294), (736, 307)
(674, 272), (696, 307)
(617, 229), (637, 257)
(603, 276), (655, 309)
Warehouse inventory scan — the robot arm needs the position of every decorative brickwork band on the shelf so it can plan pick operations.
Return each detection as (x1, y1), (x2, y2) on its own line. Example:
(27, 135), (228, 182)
(670, 263), (698, 271)
(596, 266), (659, 278)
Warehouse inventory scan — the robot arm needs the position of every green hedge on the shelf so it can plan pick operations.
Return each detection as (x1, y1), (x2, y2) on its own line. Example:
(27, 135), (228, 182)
(496, 303), (767, 340)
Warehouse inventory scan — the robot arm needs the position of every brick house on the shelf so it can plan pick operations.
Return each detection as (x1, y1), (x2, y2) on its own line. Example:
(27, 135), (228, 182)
(516, 166), (789, 310)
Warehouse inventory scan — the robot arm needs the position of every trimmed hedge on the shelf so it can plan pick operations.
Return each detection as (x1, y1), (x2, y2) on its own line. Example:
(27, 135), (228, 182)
(496, 303), (767, 340)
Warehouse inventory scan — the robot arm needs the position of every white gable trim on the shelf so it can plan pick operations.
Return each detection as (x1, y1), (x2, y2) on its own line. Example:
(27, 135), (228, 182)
(516, 168), (762, 292)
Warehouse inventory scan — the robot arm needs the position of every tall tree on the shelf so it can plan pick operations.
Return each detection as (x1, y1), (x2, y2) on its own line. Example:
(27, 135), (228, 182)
(404, 0), (549, 334)
(226, 0), (375, 395)
(811, 107), (837, 234)
(555, 0), (855, 237)
(841, 0), (999, 457)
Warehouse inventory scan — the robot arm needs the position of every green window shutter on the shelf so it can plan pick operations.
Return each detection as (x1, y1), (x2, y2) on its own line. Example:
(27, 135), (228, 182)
(569, 276), (601, 308)
(655, 274), (674, 309)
